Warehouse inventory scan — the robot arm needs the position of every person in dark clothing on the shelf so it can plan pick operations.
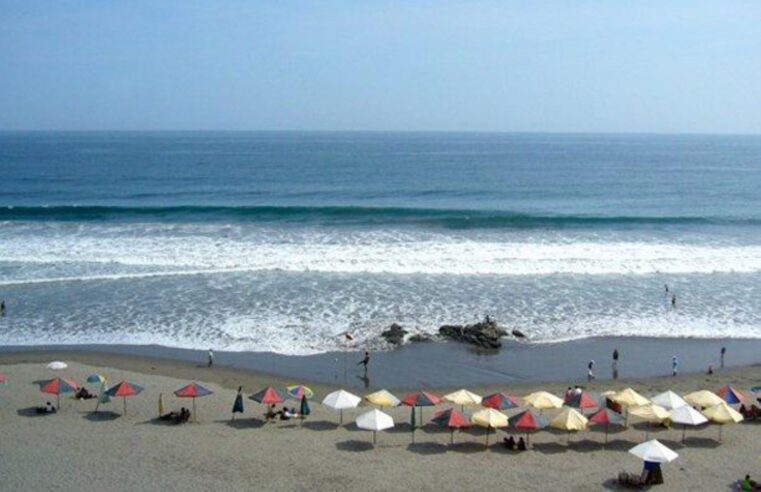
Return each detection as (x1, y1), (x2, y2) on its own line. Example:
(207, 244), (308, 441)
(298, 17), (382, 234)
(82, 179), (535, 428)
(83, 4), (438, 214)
(357, 351), (370, 374)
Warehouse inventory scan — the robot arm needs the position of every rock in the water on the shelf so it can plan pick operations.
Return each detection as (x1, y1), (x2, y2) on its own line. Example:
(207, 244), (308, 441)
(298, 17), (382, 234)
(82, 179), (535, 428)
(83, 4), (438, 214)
(438, 318), (507, 349)
(408, 334), (432, 343)
(380, 323), (407, 345)
(511, 329), (527, 339)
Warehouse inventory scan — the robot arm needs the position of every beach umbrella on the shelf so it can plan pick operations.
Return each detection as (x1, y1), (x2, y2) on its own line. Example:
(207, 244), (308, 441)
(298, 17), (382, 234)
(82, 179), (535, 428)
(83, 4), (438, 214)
(444, 389), (482, 411)
(703, 401), (743, 441)
(612, 388), (649, 407)
(86, 374), (106, 385)
(684, 390), (723, 409)
(286, 384), (314, 400)
(482, 392), (521, 411)
(588, 408), (626, 443)
(174, 382), (213, 422)
(651, 391), (687, 410)
(322, 390), (360, 424)
(46, 361), (67, 370)
(105, 380), (144, 415)
(39, 377), (79, 409)
(716, 385), (748, 405)
(565, 391), (602, 412)
(670, 405), (708, 442)
(402, 391), (441, 423)
(524, 391), (563, 410)
(250, 386), (284, 405)
(364, 389), (400, 408)
(510, 410), (549, 446)
(551, 408), (588, 432)
(628, 439), (679, 464)
(628, 404), (671, 424)
(356, 409), (394, 445)
(432, 408), (471, 444)
(471, 408), (508, 447)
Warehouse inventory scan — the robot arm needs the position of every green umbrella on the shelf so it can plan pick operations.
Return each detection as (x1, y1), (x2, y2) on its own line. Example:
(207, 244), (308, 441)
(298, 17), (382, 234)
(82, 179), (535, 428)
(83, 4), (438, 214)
(410, 405), (417, 443)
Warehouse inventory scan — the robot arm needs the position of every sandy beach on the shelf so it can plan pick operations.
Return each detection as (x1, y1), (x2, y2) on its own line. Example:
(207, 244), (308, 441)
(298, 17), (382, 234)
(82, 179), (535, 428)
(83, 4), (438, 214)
(1, 350), (760, 491)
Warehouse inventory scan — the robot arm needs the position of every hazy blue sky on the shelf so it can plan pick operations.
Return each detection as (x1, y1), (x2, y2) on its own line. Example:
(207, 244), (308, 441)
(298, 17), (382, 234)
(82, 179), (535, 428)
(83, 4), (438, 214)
(1, 1), (760, 133)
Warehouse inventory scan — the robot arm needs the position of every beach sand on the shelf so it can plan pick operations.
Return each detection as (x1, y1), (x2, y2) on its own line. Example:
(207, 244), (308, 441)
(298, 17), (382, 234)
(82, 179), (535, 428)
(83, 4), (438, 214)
(1, 351), (760, 491)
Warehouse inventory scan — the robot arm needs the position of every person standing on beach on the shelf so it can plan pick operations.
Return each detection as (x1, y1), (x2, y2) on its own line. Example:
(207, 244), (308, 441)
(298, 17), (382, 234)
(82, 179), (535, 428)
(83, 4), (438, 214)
(671, 294), (676, 309)
(0, 299), (5, 316)
(232, 386), (244, 420)
(358, 351), (370, 374)
(208, 348), (214, 367)
(720, 346), (726, 368)
(612, 349), (620, 379)
(671, 355), (678, 376)
(587, 360), (595, 381)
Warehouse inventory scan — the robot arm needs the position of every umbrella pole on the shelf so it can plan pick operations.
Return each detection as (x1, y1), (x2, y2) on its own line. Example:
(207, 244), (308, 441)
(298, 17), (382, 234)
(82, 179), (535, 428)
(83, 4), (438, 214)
(193, 398), (197, 422)
(682, 424), (686, 443)
(526, 432), (530, 448)
(123, 396), (127, 415)
(373, 431), (376, 445)
(485, 427), (489, 449)
(718, 425), (722, 442)
(450, 429), (454, 445)
(57, 393), (60, 410)
(340, 409), (343, 425)
(605, 425), (609, 445)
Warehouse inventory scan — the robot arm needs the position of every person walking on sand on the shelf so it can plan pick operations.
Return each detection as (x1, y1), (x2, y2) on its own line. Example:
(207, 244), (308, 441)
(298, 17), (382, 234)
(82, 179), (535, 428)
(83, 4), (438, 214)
(0, 299), (5, 316)
(207, 348), (214, 367)
(587, 360), (595, 381)
(720, 346), (726, 368)
(232, 386), (244, 420)
(358, 351), (370, 374)
(671, 355), (678, 376)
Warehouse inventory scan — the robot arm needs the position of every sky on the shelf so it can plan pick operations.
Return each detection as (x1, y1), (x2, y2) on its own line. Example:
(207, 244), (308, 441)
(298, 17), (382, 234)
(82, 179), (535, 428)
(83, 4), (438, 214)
(1, 1), (760, 133)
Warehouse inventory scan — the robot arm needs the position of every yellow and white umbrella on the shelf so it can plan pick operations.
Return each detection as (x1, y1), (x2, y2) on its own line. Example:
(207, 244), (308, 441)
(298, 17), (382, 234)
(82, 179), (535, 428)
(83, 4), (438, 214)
(550, 408), (588, 441)
(612, 388), (649, 407)
(628, 404), (671, 424)
(703, 401), (743, 441)
(471, 408), (508, 447)
(524, 391), (563, 410)
(684, 390), (723, 409)
(364, 389), (400, 408)
(444, 389), (482, 411)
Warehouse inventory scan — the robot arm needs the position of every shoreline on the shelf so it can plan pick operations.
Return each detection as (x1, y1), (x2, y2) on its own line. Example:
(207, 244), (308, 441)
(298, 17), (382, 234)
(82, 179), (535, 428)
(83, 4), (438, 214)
(1, 335), (758, 392)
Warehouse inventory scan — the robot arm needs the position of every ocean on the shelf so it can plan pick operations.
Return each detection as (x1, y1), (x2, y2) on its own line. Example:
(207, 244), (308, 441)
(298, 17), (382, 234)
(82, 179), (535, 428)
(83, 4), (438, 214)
(1, 131), (760, 355)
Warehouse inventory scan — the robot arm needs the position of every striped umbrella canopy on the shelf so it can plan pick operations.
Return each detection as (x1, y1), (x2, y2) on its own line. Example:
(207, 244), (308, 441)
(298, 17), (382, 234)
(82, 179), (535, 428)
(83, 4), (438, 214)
(510, 409), (549, 446)
(433, 408), (471, 444)
(588, 408), (625, 443)
(482, 392), (521, 410)
(250, 386), (284, 405)
(174, 382), (213, 421)
(39, 377), (79, 409)
(286, 385), (314, 400)
(565, 391), (602, 412)
(105, 380), (144, 415)
(402, 391), (441, 424)
(86, 374), (106, 385)
(716, 385), (748, 405)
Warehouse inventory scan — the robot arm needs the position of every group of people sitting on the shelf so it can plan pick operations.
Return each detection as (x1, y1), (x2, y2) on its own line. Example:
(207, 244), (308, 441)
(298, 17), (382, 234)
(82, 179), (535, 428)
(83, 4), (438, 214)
(159, 407), (191, 424)
(739, 404), (761, 420)
(502, 436), (528, 451)
(35, 402), (57, 415)
(265, 404), (301, 422)
(74, 387), (97, 400)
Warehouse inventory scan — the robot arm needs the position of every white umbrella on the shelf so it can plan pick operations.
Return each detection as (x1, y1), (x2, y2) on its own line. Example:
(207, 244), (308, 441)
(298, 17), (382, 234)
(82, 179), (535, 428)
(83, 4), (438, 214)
(356, 409), (394, 445)
(628, 439), (679, 463)
(670, 405), (708, 442)
(46, 361), (67, 370)
(651, 391), (687, 410)
(322, 390), (361, 424)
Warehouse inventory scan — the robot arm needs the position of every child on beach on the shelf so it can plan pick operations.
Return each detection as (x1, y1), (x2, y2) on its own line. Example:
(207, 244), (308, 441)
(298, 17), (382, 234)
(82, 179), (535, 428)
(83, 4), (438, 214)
(587, 360), (595, 381)
(671, 356), (678, 376)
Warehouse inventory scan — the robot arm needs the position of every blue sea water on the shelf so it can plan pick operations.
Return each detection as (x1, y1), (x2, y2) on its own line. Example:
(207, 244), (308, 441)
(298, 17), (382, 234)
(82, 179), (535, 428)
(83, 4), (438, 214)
(1, 131), (760, 354)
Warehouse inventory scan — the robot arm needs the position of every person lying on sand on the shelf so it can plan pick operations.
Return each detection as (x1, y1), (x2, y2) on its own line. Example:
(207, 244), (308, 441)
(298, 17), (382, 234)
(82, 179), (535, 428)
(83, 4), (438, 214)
(740, 474), (761, 491)
(75, 387), (96, 400)
(159, 407), (191, 424)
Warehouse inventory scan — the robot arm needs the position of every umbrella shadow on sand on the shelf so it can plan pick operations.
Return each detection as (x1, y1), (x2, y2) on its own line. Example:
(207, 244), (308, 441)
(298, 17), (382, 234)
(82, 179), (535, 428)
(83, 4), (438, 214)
(335, 440), (376, 452)
(406, 442), (448, 455)
(216, 418), (265, 429)
(531, 442), (569, 455)
(659, 437), (720, 449)
(84, 411), (120, 422)
(446, 441), (487, 454)
(302, 420), (340, 431)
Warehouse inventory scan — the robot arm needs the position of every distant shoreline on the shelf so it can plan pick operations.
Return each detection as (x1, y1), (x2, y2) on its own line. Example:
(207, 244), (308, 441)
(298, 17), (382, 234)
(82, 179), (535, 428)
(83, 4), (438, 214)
(1, 336), (757, 391)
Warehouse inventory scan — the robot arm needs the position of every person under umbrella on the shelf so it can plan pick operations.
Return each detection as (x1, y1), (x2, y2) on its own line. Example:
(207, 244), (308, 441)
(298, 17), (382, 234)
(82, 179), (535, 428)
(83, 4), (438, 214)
(510, 409), (549, 447)
(232, 386), (244, 420)
(471, 408), (508, 448)
(174, 382), (213, 422)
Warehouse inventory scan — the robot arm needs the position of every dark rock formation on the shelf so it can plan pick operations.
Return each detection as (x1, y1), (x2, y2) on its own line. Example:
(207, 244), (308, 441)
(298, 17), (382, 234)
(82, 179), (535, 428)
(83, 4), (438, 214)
(511, 329), (527, 339)
(380, 323), (407, 345)
(438, 318), (507, 349)
(408, 334), (432, 343)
